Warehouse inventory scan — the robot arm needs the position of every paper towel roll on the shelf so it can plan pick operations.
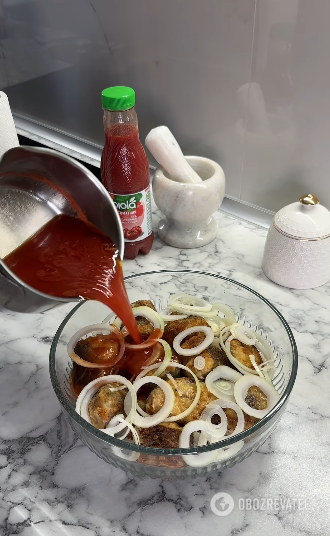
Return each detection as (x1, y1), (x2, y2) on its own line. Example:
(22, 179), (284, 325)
(0, 92), (19, 159)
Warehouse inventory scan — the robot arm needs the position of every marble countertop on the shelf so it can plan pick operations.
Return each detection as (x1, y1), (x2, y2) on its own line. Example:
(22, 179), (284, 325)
(1, 208), (329, 536)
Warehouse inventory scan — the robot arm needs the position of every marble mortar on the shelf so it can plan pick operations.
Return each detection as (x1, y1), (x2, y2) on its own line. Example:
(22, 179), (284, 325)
(153, 155), (225, 248)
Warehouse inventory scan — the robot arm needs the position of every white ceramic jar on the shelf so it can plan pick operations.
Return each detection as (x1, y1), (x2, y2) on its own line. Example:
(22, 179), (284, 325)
(262, 194), (330, 289)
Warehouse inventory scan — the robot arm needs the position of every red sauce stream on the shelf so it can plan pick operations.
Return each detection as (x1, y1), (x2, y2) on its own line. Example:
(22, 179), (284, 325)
(4, 214), (141, 343)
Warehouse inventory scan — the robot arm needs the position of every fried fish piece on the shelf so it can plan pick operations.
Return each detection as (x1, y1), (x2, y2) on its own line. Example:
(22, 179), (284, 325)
(223, 407), (259, 435)
(146, 377), (217, 425)
(245, 385), (268, 411)
(183, 340), (233, 378)
(162, 316), (209, 347)
(137, 422), (185, 469)
(230, 339), (263, 370)
(137, 422), (182, 449)
(125, 300), (157, 341)
(184, 354), (218, 380)
(88, 384), (126, 429)
(74, 335), (120, 364)
(131, 300), (156, 310)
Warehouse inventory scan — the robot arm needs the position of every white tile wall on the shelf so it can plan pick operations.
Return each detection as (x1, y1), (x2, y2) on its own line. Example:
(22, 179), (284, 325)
(243, 0), (330, 211)
(1, 0), (330, 212)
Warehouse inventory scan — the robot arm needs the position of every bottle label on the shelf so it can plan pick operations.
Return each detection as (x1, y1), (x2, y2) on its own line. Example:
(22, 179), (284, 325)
(110, 186), (152, 242)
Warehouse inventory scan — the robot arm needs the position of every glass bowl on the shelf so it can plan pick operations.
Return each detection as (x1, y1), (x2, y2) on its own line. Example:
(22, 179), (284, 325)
(49, 270), (297, 479)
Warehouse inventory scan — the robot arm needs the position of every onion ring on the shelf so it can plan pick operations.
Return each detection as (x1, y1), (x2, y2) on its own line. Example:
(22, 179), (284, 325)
(205, 365), (242, 400)
(159, 306), (188, 321)
(67, 324), (125, 369)
(234, 375), (280, 419)
(125, 328), (163, 350)
(179, 421), (220, 467)
(75, 374), (137, 435)
(132, 306), (165, 331)
(230, 323), (257, 346)
(134, 362), (202, 423)
(173, 326), (214, 356)
(194, 356), (206, 370)
(129, 376), (175, 428)
(107, 415), (140, 462)
(153, 340), (173, 377)
(200, 405), (228, 439)
(210, 303), (236, 326)
(169, 293), (213, 313)
(206, 318), (226, 336)
(199, 398), (244, 448)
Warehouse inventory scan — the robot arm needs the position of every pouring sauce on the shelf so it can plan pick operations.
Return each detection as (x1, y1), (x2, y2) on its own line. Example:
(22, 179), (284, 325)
(4, 213), (141, 341)
(4, 214), (151, 394)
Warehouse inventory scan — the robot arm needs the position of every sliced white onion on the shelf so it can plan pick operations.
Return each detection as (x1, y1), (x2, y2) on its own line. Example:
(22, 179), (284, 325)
(222, 333), (260, 376)
(179, 420), (220, 467)
(159, 306), (188, 321)
(130, 376), (175, 428)
(211, 303), (236, 326)
(153, 339), (172, 377)
(132, 306), (165, 331)
(254, 335), (275, 380)
(67, 324), (125, 369)
(169, 293), (213, 313)
(234, 374), (280, 419)
(212, 399), (245, 438)
(213, 380), (232, 392)
(166, 373), (182, 395)
(206, 318), (226, 336)
(230, 323), (257, 346)
(124, 328), (163, 350)
(200, 404), (228, 439)
(106, 414), (130, 440)
(173, 326), (214, 356)
(75, 375), (137, 435)
(194, 356), (206, 370)
(200, 398), (244, 445)
(134, 362), (202, 423)
(107, 415), (140, 462)
(249, 354), (274, 384)
(166, 304), (220, 318)
(205, 365), (242, 400)
(220, 324), (276, 381)
(107, 414), (140, 445)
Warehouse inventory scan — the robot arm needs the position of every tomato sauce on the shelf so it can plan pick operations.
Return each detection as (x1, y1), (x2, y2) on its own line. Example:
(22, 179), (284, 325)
(4, 214), (141, 343)
(101, 120), (154, 259)
(3, 213), (162, 395)
(101, 124), (150, 195)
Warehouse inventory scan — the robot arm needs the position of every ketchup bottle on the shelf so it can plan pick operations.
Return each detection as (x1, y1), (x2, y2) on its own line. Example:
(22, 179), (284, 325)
(101, 86), (154, 259)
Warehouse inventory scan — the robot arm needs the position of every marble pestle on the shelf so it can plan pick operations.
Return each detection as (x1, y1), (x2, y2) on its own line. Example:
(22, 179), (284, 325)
(145, 126), (202, 184)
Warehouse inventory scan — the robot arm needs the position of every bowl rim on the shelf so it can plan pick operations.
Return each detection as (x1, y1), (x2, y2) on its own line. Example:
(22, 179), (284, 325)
(49, 269), (298, 456)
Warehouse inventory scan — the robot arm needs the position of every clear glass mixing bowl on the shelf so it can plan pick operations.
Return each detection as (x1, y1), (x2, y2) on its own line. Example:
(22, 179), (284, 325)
(49, 270), (297, 479)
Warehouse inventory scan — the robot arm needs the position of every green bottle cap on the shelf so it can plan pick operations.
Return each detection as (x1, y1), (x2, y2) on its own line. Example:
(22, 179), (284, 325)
(101, 86), (135, 111)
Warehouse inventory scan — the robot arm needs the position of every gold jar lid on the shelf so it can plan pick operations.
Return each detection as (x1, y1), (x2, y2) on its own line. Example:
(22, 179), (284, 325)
(299, 194), (319, 206)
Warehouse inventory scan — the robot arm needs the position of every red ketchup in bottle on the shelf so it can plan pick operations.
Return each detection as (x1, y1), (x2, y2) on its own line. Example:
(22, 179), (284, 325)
(101, 86), (154, 259)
